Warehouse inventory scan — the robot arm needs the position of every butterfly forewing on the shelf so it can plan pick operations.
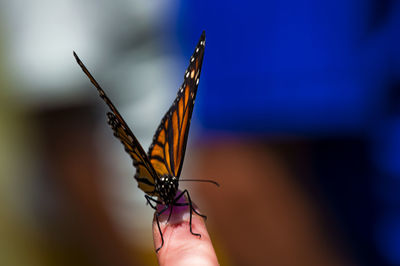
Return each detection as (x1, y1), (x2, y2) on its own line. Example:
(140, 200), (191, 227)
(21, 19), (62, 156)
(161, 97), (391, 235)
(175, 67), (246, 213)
(148, 31), (206, 179)
(73, 52), (159, 196)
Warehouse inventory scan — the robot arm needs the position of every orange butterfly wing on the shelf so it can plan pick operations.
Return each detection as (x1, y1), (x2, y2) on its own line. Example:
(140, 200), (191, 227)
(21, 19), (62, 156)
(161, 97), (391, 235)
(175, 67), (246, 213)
(148, 31), (206, 178)
(74, 52), (159, 196)
(74, 31), (206, 193)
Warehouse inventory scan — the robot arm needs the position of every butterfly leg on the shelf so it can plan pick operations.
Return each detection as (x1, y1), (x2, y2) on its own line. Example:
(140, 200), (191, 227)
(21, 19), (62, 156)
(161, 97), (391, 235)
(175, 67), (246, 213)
(144, 195), (162, 210)
(144, 196), (169, 252)
(190, 205), (207, 220)
(174, 190), (207, 220)
(147, 195), (174, 222)
(167, 205), (173, 222)
(173, 189), (203, 238)
(154, 204), (170, 252)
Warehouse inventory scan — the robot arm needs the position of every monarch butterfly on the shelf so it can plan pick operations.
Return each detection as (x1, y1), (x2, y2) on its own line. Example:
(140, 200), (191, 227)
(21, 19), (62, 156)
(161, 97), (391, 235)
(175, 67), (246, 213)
(74, 31), (217, 252)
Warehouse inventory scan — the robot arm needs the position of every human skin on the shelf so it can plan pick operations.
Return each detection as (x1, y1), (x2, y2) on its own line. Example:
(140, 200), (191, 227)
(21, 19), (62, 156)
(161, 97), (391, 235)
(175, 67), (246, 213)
(152, 196), (219, 266)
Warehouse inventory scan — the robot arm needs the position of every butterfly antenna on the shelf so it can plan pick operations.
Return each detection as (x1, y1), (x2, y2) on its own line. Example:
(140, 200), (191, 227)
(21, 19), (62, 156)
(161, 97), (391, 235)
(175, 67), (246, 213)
(179, 179), (220, 187)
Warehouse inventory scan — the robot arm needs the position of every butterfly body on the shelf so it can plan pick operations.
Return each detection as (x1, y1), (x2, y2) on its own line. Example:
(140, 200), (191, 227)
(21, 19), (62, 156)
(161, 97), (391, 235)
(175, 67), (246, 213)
(74, 31), (207, 252)
(154, 175), (179, 205)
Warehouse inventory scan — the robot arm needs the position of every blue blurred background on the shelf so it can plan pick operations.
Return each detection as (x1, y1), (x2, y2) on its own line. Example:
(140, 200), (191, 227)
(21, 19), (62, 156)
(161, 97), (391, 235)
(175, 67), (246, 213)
(0, 0), (399, 265)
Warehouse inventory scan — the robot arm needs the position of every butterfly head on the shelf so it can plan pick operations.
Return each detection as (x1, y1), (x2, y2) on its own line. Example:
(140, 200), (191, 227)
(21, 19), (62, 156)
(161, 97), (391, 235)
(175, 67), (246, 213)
(155, 175), (179, 204)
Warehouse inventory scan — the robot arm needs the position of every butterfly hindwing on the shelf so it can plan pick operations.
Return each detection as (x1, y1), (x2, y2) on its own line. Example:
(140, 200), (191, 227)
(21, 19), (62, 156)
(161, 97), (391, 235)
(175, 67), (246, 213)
(148, 31), (206, 179)
(73, 52), (159, 196)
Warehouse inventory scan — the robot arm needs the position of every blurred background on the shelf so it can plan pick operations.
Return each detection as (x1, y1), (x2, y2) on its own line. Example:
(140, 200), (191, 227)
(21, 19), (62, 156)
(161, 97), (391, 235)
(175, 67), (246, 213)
(0, 0), (399, 265)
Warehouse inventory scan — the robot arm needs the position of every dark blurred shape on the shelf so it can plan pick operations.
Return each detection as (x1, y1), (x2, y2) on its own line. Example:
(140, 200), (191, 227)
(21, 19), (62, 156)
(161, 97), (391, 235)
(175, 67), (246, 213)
(310, 138), (382, 265)
(192, 138), (353, 266)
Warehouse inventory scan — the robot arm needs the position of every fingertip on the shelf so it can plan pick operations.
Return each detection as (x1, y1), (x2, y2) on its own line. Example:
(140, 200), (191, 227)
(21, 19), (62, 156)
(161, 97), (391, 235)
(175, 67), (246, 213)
(152, 205), (218, 266)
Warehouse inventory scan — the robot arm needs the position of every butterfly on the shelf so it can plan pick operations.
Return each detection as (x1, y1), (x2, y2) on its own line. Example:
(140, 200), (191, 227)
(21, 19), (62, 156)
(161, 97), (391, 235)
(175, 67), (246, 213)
(74, 31), (217, 252)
